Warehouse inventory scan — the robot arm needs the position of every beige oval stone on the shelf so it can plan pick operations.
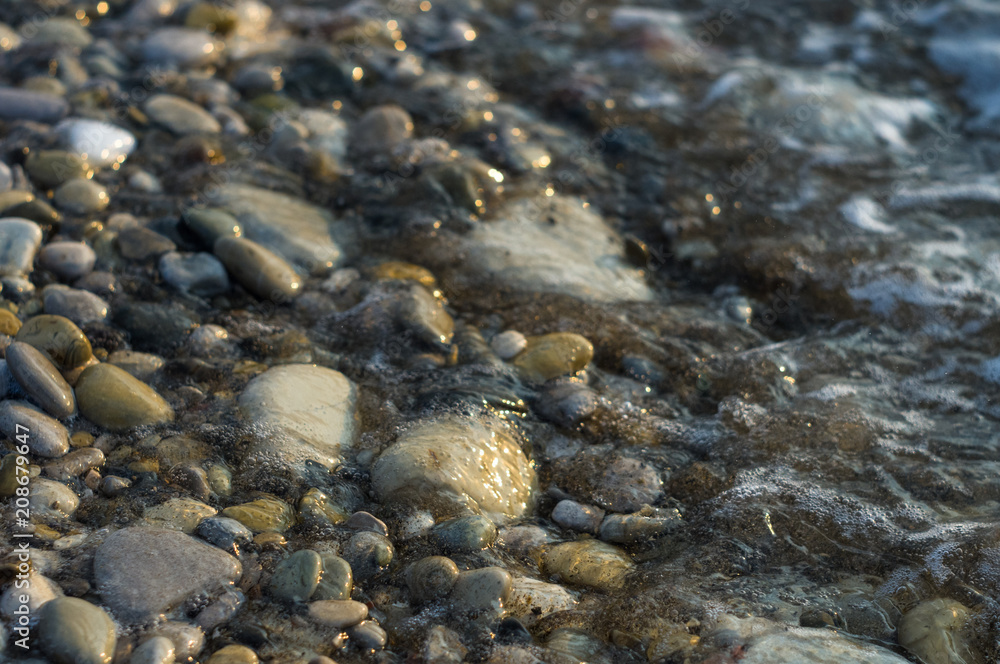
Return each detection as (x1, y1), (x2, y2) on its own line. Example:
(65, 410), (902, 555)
(308, 599), (368, 629)
(898, 599), (982, 664)
(15, 314), (94, 372)
(222, 495), (295, 533)
(541, 540), (632, 592)
(213, 236), (301, 301)
(512, 332), (594, 382)
(75, 363), (174, 430)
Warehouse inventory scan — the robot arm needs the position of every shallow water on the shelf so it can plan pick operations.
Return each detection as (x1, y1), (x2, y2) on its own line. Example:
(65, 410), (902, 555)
(2, 0), (1000, 662)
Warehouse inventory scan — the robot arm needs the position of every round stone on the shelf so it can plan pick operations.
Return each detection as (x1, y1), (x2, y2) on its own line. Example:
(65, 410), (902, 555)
(6, 341), (76, 418)
(341, 531), (393, 581)
(25, 151), (92, 189)
(313, 554), (353, 601)
(145, 94), (221, 135)
(196, 516), (253, 555)
(351, 104), (413, 155)
(143, 497), (217, 533)
(180, 208), (242, 247)
(53, 179), (109, 214)
(349, 621), (388, 650)
(898, 599), (976, 664)
(551, 500), (604, 534)
(213, 236), (302, 301)
(206, 644), (259, 664)
(431, 515), (498, 552)
(450, 567), (513, 617)
(42, 285), (109, 326)
(15, 314), (94, 372)
(541, 540), (632, 592)
(0, 400), (70, 457)
(43, 447), (104, 481)
(406, 556), (460, 603)
(491, 330), (527, 359)
(222, 495), (295, 533)
(117, 226), (177, 261)
(0, 217), (42, 277)
(37, 598), (116, 664)
(55, 119), (136, 168)
(130, 636), (176, 664)
(0, 309), (21, 336)
(0, 87), (68, 124)
(159, 251), (230, 296)
(270, 549), (323, 603)
(512, 332), (594, 382)
(75, 363), (175, 430)
(30, 478), (80, 517)
(143, 28), (220, 67)
(307, 599), (368, 629)
(38, 241), (96, 281)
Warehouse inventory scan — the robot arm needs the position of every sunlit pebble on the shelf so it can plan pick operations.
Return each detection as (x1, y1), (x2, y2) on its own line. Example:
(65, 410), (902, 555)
(464, 29), (476, 41)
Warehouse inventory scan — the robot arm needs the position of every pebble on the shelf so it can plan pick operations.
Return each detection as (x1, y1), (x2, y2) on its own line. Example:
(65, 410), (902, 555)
(75, 271), (119, 298)
(15, 314), (95, 372)
(0, 218), (42, 276)
(180, 208), (242, 246)
(140, 623), (206, 663)
(308, 599), (368, 628)
(55, 119), (136, 168)
(114, 300), (198, 349)
(117, 226), (177, 261)
(107, 350), (165, 380)
(396, 282), (455, 346)
(75, 363), (175, 430)
(213, 236), (302, 301)
(143, 28), (220, 67)
(345, 511), (389, 536)
(450, 567), (513, 617)
(238, 364), (356, 476)
(6, 341), (76, 417)
(594, 456), (664, 513)
(205, 645), (258, 664)
(898, 599), (976, 664)
(506, 577), (578, 626)
(431, 515), (498, 552)
(143, 497), (217, 533)
(53, 179), (109, 214)
(130, 636), (176, 664)
(145, 95), (222, 135)
(512, 333), (594, 382)
(371, 414), (536, 522)
(38, 241), (96, 281)
(536, 382), (599, 427)
(185, 325), (235, 358)
(0, 87), (69, 124)
(44, 448), (104, 481)
(542, 540), (632, 592)
(349, 621), (388, 650)
(195, 590), (245, 631)
(0, 400), (70, 457)
(730, 620), (911, 663)
(314, 554), (353, 601)
(196, 516), (254, 555)
(424, 625), (468, 663)
(0, 572), (62, 619)
(297, 487), (348, 527)
(30, 17), (93, 47)
(270, 549), (323, 603)
(29, 478), (80, 517)
(341, 531), (394, 580)
(37, 598), (116, 664)
(25, 151), (92, 189)
(352, 104), (414, 155)
(0, 309), (20, 336)
(551, 500), (605, 533)
(490, 330), (527, 359)
(0, 162), (9, 192)
(159, 251), (230, 296)
(42, 285), (109, 325)
(599, 510), (681, 544)
(100, 475), (130, 497)
(222, 495), (295, 532)
(407, 556), (460, 603)
(94, 527), (242, 622)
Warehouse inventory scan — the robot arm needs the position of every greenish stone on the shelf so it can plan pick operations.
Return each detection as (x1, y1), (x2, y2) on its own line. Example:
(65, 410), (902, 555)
(297, 487), (348, 527)
(53, 178), (109, 214)
(181, 208), (242, 247)
(512, 332), (594, 382)
(431, 515), (498, 552)
(2, 199), (61, 231)
(143, 497), (217, 533)
(270, 549), (323, 603)
(406, 556), (459, 603)
(15, 314), (93, 371)
(213, 236), (302, 301)
(25, 150), (93, 189)
(541, 540), (632, 592)
(75, 363), (174, 430)
(0, 453), (20, 497)
(37, 598), (116, 664)
(313, 554), (353, 601)
(222, 495), (295, 532)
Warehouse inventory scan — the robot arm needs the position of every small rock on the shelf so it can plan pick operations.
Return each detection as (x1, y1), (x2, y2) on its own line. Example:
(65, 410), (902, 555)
(425, 625), (468, 664)
(180, 208), (242, 247)
(431, 515), (498, 552)
(352, 104), (413, 155)
(100, 475), (130, 497)
(195, 589), (245, 631)
(44, 447), (104, 481)
(55, 119), (136, 168)
(541, 540), (632, 592)
(599, 509), (681, 544)
(536, 382), (599, 427)
(29, 17), (93, 47)
(130, 636), (175, 664)
(6, 341), (76, 417)
(345, 511), (388, 536)
(143, 28), (220, 67)
(341, 531), (393, 580)
(898, 599), (978, 664)
(117, 226), (177, 261)
(106, 350), (165, 380)
(491, 330), (527, 359)
(144, 497), (217, 533)
(205, 644), (258, 664)
(37, 598), (116, 664)
(551, 500), (604, 533)
(42, 285), (109, 325)
(407, 556), (460, 603)
(0, 572), (62, 619)
(270, 549), (323, 603)
(139, 622), (206, 663)
(506, 577), (578, 626)
(53, 179), (109, 214)
(145, 94), (222, 135)
(0, 218), (42, 277)
(38, 241), (96, 281)
(196, 516), (253, 555)
(15, 315), (94, 372)
(222, 495), (295, 533)
(25, 151), (92, 189)
(159, 252), (230, 296)
(349, 620), (388, 650)
(30, 478), (80, 517)
(75, 363), (174, 430)
(0, 400), (70, 457)
(450, 567), (512, 618)
(512, 333), (594, 382)
(313, 554), (353, 601)
(213, 236), (302, 301)
(308, 599), (368, 628)
(0, 87), (68, 124)
(297, 487), (348, 527)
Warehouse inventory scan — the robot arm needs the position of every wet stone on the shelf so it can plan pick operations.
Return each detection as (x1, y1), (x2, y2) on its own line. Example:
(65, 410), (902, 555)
(42, 286), (109, 326)
(37, 598), (116, 664)
(270, 549), (323, 603)
(345, 511), (388, 536)
(181, 208), (242, 247)
(55, 119), (136, 168)
(30, 478), (80, 517)
(130, 636), (175, 664)
(222, 495), (295, 533)
(107, 350), (165, 380)
(352, 104), (413, 155)
(114, 300), (198, 350)
(542, 540), (632, 592)
(38, 241), (96, 281)
(551, 500), (604, 534)
(407, 556), (460, 603)
(6, 341), (77, 418)
(100, 475), (130, 497)
(196, 516), (254, 555)
(143, 28), (220, 67)
(117, 226), (177, 261)
(898, 599), (977, 664)
(159, 251), (230, 296)
(431, 515), (498, 552)
(536, 382), (599, 427)
(53, 179), (109, 215)
(15, 314), (94, 372)
(145, 94), (222, 135)
(0, 87), (69, 124)
(506, 577), (578, 626)
(342, 531), (393, 580)
(213, 236), (302, 301)
(205, 644), (259, 664)
(0, 162), (9, 192)
(139, 622), (205, 663)
(513, 333), (594, 383)
(44, 447), (104, 481)
(0, 218), (42, 277)
(313, 554), (353, 601)
(0, 400), (70, 457)
(599, 510), (682, 544)
(30, 17), (93, 47)
(195, 589), (245, 631)
(94, 527), (242, 622)
(349, 621), (388, 651)
(450, 567), (513, 618)
(491, 330), (527, 359)
(75, 363), (174, 430)
(25, 151), (92, 190)
(0, 310), (20, 336)
(308, 599), (368, 628)
(143, 497), (217, 533)
(297, 487), (348, 527)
